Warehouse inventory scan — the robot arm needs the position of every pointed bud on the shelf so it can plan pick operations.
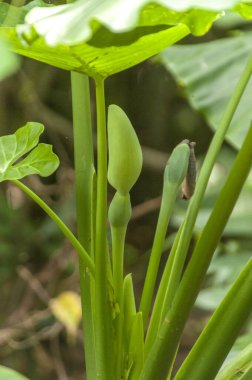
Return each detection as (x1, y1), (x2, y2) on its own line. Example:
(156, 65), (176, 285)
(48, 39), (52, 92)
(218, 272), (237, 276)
(108, 105), (143, 195)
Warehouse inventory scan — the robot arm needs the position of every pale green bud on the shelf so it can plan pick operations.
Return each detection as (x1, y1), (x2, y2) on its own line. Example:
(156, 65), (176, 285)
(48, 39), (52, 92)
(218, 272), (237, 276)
(107, 105), (143, 195)
(165, 141), (191, 185)
(108, 192), (132, 228)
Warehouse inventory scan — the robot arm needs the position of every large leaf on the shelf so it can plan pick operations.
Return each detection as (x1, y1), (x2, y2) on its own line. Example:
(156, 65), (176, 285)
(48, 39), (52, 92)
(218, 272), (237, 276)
(159, 32), (252, 149)
(0, 24), (190, 78)
(17, 0), (243, 45)
(0, 366), (29, 380)
(0, 38), (19, 80)
(0, 122), (59, 182)
(0, 0), (251, 78)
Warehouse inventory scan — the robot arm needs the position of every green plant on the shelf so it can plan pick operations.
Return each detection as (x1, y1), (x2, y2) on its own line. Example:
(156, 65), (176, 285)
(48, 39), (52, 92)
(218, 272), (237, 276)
(1, 1), (252, 380)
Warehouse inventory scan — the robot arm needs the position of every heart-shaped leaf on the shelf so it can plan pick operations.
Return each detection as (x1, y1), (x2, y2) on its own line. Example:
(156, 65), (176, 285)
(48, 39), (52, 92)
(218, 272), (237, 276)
(0, 366), (29, 380)
(0, 122), (59, 182)
(159, 32), (252, 149)
(0, 0), (251, 78)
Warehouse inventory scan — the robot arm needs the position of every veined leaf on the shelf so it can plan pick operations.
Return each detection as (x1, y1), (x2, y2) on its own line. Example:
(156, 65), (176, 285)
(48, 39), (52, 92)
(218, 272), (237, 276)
(0, 122), (59, 182)
(0, 366), (29, 380)
(159, 32), (252, 149)
(0, 38), (19, 80)
(0, 0), (251, 78)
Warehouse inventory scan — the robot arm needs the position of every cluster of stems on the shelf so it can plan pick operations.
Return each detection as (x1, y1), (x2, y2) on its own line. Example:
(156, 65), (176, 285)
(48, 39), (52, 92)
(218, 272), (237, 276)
(13, 57), (252, 380)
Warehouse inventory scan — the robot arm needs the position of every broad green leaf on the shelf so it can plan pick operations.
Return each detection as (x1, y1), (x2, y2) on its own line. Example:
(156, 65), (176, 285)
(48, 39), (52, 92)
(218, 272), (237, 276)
(17, 0), (250, 46)
(0, 122), (59, 182)
(159, 32), (252, 149)
(0, 38), (19, 80)
(0, 366), (29, 380)
(0, 0), (251, 77)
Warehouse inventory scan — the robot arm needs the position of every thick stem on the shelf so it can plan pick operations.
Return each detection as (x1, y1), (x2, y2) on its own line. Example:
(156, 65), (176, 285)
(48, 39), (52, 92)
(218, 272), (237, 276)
(174, 257), (252, 380)
(144, 55), (252, 358)
(160, 56), (252, 309)
(71, 72), (97, 380)
(140, 123), (252, 380)
(94, 77), (112, 380)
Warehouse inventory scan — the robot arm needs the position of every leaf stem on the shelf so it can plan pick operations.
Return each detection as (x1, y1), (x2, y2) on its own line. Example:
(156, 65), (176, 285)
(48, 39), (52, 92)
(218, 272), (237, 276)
(215, 342), (252, 380)
(145, 56), (252, 355)
(11, 178), (94, 275)
(140, 122), (252, 380)
(71, 72), (97, 379)
(111, 225), (127, 379)
(164, 56), (252, 306)
(174, 257), (252, 380)
(94, 77), (111, 380)
(139, 181), (178, 329)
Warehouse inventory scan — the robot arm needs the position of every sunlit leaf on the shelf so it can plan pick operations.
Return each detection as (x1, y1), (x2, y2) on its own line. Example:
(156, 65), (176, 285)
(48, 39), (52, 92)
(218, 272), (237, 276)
(0, 38), (19, 80)
(17, 0), (250, 46)
(0, 0), (251, 77)
(0, 122), (59, 182)
(0, 366), (29, 380)
(234, 2), (252, 19)
(159, 32), (252, 149)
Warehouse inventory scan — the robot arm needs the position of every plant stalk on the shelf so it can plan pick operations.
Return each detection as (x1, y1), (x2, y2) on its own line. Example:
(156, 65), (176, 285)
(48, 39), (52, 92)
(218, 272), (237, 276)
(144, 56), (252, 356)
(71, 72), (97, 380)
(11, 179), (94, 275)
(94, 77), (112, 380)
(140, 122), (252, 380)
(111, 225), (127, 379)
(174, 257), (252, 380)
(140, 181), (178, 329)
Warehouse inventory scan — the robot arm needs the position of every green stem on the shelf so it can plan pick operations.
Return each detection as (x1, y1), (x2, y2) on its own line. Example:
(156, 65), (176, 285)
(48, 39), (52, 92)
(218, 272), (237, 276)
(71, 72), (96, 379)
(139, 181), (178, 329)
(11, 179), (94, 275)
(160, 56), (252, 307)
(174, 257), (252, 380)
(95, 77), (111, 380)
(140, 123), (252, 380)
(216, 342), (252, 380)
(112, 226), (126, 307)
(111, 226), (127, 379)
(144, 227), (182, 355)
(145, 56), (252, 355)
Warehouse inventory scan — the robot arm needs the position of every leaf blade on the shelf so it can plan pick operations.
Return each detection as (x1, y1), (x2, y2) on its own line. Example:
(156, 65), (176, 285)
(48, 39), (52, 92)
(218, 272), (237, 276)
(0, 123), (59, 182)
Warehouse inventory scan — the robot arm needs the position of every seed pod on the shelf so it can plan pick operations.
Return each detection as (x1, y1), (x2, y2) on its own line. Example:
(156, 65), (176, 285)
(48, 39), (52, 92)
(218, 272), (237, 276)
(181, 140), (196, 200)
(107, 105), (143, 195)
(165, 141), (190, 186)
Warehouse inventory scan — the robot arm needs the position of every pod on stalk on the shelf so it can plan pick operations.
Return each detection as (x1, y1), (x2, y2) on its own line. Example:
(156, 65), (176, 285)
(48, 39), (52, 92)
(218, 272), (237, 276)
(165, 141), (191, 186)
(107, 105), (143, 195)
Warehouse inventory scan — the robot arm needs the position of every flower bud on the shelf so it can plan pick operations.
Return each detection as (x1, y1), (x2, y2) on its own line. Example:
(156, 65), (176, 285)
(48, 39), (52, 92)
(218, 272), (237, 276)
(165, 141), (190, 185)
(108, 105), (143, 195)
